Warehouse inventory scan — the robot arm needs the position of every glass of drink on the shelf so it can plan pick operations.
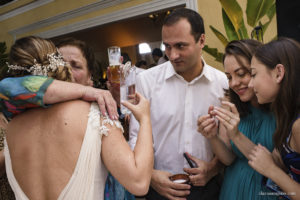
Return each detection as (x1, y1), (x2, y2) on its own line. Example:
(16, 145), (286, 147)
(107, 46), (121, 84)
(120, 62), (136, 114)
(169, 174), (190, 184)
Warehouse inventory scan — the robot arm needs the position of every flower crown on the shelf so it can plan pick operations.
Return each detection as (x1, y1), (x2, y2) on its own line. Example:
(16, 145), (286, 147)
(7, 52), (67, 76)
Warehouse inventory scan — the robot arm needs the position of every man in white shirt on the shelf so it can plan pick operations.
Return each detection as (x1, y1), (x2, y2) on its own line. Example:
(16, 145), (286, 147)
(129, 8), (228, 200)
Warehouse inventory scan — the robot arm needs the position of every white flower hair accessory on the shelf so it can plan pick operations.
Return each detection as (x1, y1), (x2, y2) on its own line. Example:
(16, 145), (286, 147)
(7, 51), (67, 76)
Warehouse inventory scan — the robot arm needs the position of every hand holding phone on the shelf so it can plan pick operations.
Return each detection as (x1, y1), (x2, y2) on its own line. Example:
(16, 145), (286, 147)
(183, 152), (197, 168)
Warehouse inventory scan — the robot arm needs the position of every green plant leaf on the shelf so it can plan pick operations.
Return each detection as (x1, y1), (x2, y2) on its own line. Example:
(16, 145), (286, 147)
(237, 24), (250, 39)
(222, 9), (239, 41)
(222, 9), (249, 40)
(266, 3), (276, 19)
(220, 0), (244, 33)
(209, 25), (229, 46)
(246, 0), (275, 27)
(203, 45), (224, 63)
(261, 3), (276, 36)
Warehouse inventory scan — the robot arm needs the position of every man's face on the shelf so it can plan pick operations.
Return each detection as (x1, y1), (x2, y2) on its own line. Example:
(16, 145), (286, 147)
(162, 18), (204, 80)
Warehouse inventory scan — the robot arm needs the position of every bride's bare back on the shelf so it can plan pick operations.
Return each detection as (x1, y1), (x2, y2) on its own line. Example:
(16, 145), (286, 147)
(6, 100), (90, 200)
(6, 93), (153, 200)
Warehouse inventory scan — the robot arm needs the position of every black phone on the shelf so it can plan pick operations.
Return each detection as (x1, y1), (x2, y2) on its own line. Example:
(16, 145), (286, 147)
(183, 152), (197, 168)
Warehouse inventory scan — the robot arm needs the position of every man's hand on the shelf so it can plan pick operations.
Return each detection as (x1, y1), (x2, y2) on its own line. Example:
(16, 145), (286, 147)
(184, 153), (220, 186)
(151, 170), (191, 200)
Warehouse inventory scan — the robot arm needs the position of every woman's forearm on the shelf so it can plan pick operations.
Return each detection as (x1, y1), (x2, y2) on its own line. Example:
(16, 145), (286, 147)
(230, 132), (256, 160)
(130, 116), (153, 193)
(44, 80), (118, 119)
(102, 116), (153, 196)
(43, 80), (85, 104)
(210, 136), (235, 166)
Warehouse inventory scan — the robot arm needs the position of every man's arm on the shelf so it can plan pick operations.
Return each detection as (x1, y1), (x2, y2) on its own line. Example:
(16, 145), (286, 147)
(0, 76), (118, 120)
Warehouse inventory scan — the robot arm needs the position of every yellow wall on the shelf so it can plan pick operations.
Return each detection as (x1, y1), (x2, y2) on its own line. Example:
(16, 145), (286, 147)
(198, 0), (277, 70)
(0, 0), (151, 47)
(0, 0), (35, 14)
(0, 0), (277, 71)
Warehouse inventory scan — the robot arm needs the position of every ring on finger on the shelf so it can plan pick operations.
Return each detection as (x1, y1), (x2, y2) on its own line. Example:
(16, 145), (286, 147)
(227, 117), (231, 122)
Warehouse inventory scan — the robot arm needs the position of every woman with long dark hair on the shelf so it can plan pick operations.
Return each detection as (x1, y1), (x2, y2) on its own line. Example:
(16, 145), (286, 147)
(249, 37), (300, 200)
(198, 39), (277, 199)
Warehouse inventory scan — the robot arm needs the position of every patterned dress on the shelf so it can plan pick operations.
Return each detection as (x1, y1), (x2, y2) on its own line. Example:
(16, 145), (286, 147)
(0, 76), (54, 119)
(281, 115), (300, 183)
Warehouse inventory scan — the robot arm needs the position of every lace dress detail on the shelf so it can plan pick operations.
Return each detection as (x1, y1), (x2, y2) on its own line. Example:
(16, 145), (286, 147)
(89, 103), (124, 136)
(5, 102), (123, 200)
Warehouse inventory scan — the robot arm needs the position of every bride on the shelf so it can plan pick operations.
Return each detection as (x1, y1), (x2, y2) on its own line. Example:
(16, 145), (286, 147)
(4, 36), (153, 200)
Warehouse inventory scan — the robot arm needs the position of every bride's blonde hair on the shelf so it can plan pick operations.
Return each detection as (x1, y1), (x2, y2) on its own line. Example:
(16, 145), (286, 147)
(8, 36), (73, 82)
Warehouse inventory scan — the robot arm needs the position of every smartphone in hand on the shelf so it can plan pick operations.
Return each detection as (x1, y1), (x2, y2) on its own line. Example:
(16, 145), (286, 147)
(183, 152), (197, 168)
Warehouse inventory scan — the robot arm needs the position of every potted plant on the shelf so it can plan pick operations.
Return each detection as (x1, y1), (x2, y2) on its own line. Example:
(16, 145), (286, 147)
(204, 0), (276, 62)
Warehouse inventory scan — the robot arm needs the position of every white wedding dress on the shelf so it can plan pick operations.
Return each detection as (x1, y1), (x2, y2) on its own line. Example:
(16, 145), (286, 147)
(4, 103), (123, 200)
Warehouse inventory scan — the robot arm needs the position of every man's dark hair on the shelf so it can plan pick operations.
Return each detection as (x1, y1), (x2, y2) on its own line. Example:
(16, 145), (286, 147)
(136, 60), (147, 68)
(152, 48), (163, 57)
(121, 52), (131, 64)
(163, 8), (205, 42)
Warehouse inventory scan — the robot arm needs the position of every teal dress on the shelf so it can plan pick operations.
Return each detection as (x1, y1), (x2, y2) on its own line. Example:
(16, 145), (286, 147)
(220, 106), (278, 200)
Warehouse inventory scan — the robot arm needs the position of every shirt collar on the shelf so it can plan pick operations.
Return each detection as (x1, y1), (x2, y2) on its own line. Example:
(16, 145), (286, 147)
(165, 58), (214, 83)
(165, 61), (177, 80)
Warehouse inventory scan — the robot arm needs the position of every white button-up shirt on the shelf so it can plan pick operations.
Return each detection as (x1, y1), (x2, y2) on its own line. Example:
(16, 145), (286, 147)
(129, 60), (228, 174)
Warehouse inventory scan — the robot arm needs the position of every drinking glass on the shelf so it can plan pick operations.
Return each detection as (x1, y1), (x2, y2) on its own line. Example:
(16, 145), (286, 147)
(107, 46), (121, 83)
(120, 62), (136, 114)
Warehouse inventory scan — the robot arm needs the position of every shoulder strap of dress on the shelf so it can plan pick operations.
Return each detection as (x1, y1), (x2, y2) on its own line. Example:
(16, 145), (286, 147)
(89, 102), (124, 136)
